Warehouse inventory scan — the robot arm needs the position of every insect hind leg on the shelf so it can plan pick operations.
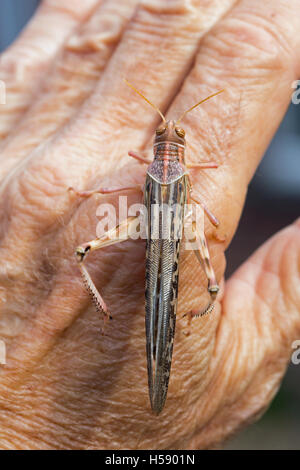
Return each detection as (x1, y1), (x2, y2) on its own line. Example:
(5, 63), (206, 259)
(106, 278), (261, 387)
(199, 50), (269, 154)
(76, 216), (139, 331)
(183, 218), (219, 324)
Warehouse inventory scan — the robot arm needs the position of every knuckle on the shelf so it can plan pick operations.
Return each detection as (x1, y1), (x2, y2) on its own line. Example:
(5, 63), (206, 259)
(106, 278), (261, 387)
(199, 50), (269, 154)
(56, 2), (137, 79)
(43, 0), (98, 22)
(131, 0), (197, 43)
(65, 1), (135, 55)
(202, 10), (294, 78)
(140, 0), (195, 16)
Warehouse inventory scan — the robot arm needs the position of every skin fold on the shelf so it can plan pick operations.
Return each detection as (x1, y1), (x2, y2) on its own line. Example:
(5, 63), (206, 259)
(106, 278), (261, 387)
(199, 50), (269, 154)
(0, 0), (299, 450)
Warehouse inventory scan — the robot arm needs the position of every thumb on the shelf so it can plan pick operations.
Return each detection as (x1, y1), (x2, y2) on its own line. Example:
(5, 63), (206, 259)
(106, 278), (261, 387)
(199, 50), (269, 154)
(190, 219), (300, 449)
(225, 218), (300, 346)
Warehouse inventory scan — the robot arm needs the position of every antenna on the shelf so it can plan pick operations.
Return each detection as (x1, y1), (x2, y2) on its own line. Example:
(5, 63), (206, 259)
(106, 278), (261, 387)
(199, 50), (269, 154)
(124, 79), (166, 123)
(176, 89), (224, 124)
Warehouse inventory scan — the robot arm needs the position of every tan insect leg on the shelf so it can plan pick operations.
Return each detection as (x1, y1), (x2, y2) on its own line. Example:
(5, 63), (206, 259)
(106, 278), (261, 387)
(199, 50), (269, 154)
(190, 192), (219, 227)
(128, 150), (152, 165)
(186, 161), (219, 227)
(69, 184), (143, 198)
(76, 216), (139, 327)
(187, 161), (218, 170)
(194, 220), (219, 298)
(184, 220), (219, 320)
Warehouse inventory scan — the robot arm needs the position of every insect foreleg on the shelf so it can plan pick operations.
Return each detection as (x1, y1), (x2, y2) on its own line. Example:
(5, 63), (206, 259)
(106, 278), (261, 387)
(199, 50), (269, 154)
(76, 216), (139, 327)
(128, 150), (152, 165)
(69, 184), (143, 198)
(187, 161), (218, 170)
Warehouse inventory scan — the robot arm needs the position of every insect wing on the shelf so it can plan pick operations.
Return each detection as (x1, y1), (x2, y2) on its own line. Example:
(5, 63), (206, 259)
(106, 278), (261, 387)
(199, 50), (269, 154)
(144, 173), (187, 414)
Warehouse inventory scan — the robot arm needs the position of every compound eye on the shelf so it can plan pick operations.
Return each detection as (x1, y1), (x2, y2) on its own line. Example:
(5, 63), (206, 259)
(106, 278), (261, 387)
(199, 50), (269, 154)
(156, 125), (166, 136)
(175, 127), (185, 138)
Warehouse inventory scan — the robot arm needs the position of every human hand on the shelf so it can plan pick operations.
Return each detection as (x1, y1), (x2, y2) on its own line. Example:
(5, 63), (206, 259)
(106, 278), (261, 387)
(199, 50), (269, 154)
(0, 0), (299, 449)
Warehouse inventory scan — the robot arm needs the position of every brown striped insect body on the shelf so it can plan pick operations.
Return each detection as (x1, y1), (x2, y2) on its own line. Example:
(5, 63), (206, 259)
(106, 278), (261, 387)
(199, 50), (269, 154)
(71, 82), (223, 415)
(144, 120), (189, 413)
(139, 90), (222, 414)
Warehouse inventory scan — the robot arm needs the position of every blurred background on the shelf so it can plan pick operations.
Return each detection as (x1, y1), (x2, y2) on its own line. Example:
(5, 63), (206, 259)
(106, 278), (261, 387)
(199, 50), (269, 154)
(0, 0), (299, 450)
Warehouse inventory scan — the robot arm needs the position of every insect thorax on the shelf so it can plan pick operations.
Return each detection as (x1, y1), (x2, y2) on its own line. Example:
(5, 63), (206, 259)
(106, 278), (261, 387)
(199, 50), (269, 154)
(147, 142), (186, 184)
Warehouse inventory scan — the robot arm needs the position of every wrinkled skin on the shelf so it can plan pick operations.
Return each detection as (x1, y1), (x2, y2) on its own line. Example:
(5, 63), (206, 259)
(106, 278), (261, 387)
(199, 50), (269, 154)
(0, 0), (299, 450)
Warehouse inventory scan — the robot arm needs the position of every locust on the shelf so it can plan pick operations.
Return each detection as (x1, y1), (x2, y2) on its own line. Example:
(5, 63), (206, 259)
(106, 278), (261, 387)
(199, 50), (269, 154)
(69, 81), (223, 415)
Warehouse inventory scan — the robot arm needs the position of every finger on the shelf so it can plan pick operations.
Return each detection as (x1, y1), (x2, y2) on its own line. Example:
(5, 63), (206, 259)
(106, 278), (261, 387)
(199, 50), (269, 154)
(188, 219), (300, 449)
(0, 0), (100, 141)
(169, 0), (300, 243)
(0, 0), (139, 179)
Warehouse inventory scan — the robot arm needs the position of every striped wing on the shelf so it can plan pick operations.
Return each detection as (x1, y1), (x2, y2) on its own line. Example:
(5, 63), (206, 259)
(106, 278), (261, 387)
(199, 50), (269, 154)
(144, 174), (187, 414)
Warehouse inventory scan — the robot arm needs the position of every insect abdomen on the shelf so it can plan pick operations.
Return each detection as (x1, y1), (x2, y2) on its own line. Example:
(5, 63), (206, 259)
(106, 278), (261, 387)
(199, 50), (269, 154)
(144, 174), (187, 414)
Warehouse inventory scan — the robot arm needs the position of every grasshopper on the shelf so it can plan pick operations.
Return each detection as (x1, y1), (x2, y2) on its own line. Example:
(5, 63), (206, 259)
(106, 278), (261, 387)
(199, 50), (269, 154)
(70, 81), (223, 414)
